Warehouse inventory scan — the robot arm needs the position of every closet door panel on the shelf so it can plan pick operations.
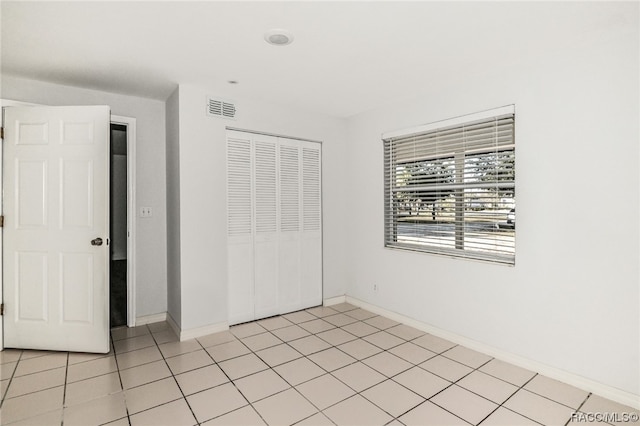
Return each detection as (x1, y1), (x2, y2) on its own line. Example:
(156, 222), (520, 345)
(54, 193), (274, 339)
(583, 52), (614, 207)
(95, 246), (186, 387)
(254, 137), (279, 318)
(278, 140), (302, 313)
(301, 142), (323, 307)
(227, 132), (254, 324)
(228, 242), (254, 324)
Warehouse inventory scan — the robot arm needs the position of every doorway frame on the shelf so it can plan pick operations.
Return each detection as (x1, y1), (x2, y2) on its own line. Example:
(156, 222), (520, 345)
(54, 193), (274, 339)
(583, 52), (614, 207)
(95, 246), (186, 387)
(111, 115), (137, 327)
(0, 103), (138, 352)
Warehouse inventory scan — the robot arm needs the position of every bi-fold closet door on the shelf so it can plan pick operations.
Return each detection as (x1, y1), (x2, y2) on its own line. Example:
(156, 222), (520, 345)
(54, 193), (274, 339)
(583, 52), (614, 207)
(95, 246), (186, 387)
(227, 130), (322, 325)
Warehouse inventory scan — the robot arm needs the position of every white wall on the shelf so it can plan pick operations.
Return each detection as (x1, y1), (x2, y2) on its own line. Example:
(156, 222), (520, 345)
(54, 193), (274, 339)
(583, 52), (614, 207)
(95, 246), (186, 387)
(165, 88), (182, 327)
(1, 75), (168, 319)
(345, 23), (639, 394)
(169, 84), (349, 331)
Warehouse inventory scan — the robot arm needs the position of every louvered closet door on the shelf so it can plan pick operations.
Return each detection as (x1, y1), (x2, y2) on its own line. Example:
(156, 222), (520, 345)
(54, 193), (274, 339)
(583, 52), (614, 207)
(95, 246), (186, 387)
(227, 130), (322, 325)
(278, 139), (302, 313)
(253, 135), (279, 319)
(227, 132), (254, 325)
(300, 142), (322, 308)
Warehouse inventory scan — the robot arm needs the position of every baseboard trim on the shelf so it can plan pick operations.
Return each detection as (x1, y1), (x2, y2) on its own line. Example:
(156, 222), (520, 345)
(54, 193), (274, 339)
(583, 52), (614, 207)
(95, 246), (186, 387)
(178, 321), (229, 342)
(166, 312), (181, 338)
(135, 312), (167, 326)
(345, 295), (640, 410)
(323, 295), (346, 306)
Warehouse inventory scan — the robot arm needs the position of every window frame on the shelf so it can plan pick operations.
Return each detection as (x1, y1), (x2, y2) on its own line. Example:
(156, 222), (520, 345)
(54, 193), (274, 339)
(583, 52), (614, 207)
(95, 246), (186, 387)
(382, 106), (516, 265)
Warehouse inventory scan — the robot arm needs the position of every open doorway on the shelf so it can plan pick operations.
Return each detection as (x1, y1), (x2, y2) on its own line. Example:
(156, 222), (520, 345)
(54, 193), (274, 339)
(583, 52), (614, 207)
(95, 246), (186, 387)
(110, 123), (127, 327)
(110, 115), (136, 328)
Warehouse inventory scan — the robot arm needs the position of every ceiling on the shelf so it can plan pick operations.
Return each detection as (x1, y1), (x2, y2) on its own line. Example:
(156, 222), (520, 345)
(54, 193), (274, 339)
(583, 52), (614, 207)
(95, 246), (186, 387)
(1, 1), (636, 118)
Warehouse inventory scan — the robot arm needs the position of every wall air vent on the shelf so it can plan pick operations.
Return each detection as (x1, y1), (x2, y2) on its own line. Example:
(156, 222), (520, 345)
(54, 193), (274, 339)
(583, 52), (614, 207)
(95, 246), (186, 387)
(207, 97), (237, 120)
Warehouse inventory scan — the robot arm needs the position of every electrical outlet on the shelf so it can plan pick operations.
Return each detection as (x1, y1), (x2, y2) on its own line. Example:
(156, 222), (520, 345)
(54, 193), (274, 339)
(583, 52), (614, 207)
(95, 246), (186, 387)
(140, 206), (153, 218)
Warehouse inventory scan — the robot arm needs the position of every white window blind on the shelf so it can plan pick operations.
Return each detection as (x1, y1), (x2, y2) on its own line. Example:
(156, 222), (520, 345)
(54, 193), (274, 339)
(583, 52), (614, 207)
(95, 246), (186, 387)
(383, 106), (516, 265)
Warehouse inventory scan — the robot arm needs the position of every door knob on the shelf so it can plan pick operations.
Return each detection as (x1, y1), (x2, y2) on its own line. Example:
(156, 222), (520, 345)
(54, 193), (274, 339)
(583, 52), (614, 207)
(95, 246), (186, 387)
(91, 237), (103, 246)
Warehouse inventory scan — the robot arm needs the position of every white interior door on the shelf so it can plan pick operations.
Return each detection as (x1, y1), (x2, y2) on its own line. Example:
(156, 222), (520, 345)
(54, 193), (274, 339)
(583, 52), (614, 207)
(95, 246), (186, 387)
(3, 106), (111, 353)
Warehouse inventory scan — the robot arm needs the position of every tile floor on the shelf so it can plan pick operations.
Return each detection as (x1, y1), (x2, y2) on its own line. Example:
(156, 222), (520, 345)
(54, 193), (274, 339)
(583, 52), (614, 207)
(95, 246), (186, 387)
(0, 303), (637, 426)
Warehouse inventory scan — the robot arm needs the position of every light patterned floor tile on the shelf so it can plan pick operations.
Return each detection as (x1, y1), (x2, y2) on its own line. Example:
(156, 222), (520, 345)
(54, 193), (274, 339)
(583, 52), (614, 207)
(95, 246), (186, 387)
(63, 392), (127, 426)
(524, 374), (589, 409)
(343, 309), (377, 321)
(7, 408), (63, 426)
(271, 325), (311, 342)
(218, 353), (269, 380)
(258, 316), (294, 331)
(255, 343), (302, 367)
(1, 386), (64, 424)
(332, 362), (386, 392)
(480, 407), (541, 425)
(478, 359), (536, 386)
(362, 351), (412, 377)
(323, 395), (393, 426)
(364, 315), (399, 330)
(420, 355), (473, 382)
(13, 353), (67, 377)
(129, 398), (196, 426)
(307, 347), (356, 372)
(393, 366), (451, 399)
(298, 319), (336, 334)
(124, 377), (183, 414)
(113, 334), (155, 354)
(411, 334), (456, 353)
(197, 330), (237, 348)
(306, 306), (339, 318)
(503, 389), (572, 425)
(158, 339), (201, 358)
(165, 349), (214, 374)
(361, 379), (424, 417)
(234, 369), (290, 402)
(5, 367), (65, 399)
(252, 388), (318, 425)
(296, 373), (355, 410)
(316, 328), (358, 346)
(389, 342), (437, 365)
(337, 339), (383, 360)
(430, 385), (498, 425)
(287, 335), (332, 355)
(241, 332), (283, 352)
(114, 346), (163, 370)
(230, 322), (267, 338)
(273, 357), (326, 386)
(66, 356), (117, 383)
(322, 313), (359, 327)
(282, 310), (317, 324)
(340, 321), (379, 337)
(457, 370), (519, 404)
(205, 339), (251, 362)
(201, 405), (266, 425)
(442, 345), (493, 368)
(187, 382), (248, 423)
(119, 360), (172, 389)
(363, 331), (405, 350)
(386, 324), (425, 341)
(399, 401), (470, 426)
(64, 372), (122, 406)
(175, 364), (229, 395)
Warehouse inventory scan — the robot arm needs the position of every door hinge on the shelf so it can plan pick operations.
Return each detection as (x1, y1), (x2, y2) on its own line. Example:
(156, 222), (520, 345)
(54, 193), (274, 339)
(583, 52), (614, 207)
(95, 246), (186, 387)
(0, 215), (4, 228)
(0, 127), (4, 139)
(0, 304), (4, 316)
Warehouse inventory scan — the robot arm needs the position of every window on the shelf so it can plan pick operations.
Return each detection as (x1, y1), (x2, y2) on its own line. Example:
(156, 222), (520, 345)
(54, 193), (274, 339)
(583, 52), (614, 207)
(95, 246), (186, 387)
(383, 106), (515, 265)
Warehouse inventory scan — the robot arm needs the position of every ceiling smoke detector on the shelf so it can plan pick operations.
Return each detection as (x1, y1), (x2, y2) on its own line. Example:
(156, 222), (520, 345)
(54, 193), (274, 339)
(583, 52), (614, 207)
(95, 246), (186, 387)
(264, 29), (294, 46)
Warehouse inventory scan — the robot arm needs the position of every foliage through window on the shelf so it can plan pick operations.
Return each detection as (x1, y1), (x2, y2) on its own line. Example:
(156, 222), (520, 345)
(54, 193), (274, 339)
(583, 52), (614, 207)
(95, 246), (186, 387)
(383, 107), (515, 264)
